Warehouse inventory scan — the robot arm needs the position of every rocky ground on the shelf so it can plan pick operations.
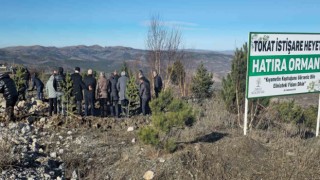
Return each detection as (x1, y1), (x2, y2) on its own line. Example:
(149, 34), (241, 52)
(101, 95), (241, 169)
(1, 96), (320, 179)
(0, 121), (63, 179)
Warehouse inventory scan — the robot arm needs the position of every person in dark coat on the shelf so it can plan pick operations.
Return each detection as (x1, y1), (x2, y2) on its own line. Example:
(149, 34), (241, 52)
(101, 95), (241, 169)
(138, 70), (150, 84)
(0, 73), (18, 121)
(113, 70), (120, 82)
(83, 69), (96, 116)
(30, 73), (44, 100)
(139, 77), (151, 115)
(117, 71), (128, 116)
(54, 67), (66, 115)
(138, 70), (150, 113)
(108, 73), (119, 117)
(71, 67), (87, 115)
(153, 70), (163, 98)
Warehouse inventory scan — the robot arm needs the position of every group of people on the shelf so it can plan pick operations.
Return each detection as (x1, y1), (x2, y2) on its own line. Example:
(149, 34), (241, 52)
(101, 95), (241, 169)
(0, 66), (163, 121)
(69, 67), (162, 117)
(0, 67), (66, 120)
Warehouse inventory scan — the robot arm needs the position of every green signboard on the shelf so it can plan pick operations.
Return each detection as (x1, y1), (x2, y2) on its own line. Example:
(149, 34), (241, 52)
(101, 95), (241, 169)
(247, 32), (320, 98)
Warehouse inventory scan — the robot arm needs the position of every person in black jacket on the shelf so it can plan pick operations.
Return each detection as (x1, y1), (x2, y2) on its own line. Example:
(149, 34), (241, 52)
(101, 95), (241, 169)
(83, 69), (96, 116)
(0, 73), (18, 121)
(113, 70), (120, 82)
(71, 67), (87, 115)
(54, 67), (66, 115)
(138, 70), (150, 84)
(139, 77), (151, 115)
(108, 73), (119, 117)
(153, 70), (163, 98)
(30, 72), (44, 100)
(138, 70), (150, 113)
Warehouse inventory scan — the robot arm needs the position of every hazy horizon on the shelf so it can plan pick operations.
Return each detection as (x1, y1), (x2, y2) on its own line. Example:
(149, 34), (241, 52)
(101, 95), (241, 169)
(0, 44), (236, 52)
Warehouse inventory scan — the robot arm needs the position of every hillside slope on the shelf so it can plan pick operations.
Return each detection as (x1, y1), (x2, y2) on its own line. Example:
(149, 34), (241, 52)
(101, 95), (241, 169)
(0, 45), (232, 78)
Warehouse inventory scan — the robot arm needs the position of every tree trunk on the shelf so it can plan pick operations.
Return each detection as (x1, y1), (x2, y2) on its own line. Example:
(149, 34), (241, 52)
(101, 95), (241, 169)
(235, 83), (243, 128)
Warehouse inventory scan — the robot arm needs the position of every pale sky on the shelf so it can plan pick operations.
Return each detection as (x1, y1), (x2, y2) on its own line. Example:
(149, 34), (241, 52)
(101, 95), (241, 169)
(1, 0), (320, 50)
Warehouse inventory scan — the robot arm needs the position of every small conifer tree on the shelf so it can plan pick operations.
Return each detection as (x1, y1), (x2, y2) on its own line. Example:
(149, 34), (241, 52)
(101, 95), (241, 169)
(221, 44), (247, 117)
(63, 73), (76, 115)
(221, 43), (269, 127)
(13, 66), (26, 101)
(125, 70), (140, 116)
(139, 89), (195, 153)
(168, 60), (185, 86)
(190, 62), (214, 100)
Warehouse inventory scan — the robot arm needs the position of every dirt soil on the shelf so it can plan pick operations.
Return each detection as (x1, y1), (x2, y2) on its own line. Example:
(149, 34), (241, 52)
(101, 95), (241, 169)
(57, 125), (320, 180)
(1, 97), (320, 180)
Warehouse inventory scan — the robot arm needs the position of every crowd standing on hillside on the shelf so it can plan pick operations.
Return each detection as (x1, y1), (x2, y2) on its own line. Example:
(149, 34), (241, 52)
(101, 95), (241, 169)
(0, 66), (163, 121)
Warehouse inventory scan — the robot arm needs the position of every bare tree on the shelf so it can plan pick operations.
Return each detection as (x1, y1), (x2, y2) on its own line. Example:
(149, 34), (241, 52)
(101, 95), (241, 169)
(146, 14), (186, 96)
(146, 15), (167, 75)
(166, 27), (182, 64)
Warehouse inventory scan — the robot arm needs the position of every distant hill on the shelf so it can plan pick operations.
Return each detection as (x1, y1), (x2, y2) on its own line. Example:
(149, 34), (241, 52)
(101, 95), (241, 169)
(0, 45), (233, 79)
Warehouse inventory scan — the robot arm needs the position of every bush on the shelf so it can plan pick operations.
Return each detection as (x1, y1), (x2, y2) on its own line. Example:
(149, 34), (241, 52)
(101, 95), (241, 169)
(274, 101), (317, 129)
(150, 89), (195, 130)
(276, 101), (303, 124)
(139, 89), (195, 152)
(164, 138), (177, 153)
(138, 126), (159, 146)
(149, 90), (174, 113)
(302, 106), (317, 129)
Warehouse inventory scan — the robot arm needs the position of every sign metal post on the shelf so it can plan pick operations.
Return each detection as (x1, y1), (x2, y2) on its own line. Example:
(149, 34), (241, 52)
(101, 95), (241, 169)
(316, 94), (320, 137)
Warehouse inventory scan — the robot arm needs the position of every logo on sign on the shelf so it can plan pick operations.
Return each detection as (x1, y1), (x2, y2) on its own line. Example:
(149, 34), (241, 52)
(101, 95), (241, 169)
(256, 78), (261, 87)
(251, 78), (265, 95)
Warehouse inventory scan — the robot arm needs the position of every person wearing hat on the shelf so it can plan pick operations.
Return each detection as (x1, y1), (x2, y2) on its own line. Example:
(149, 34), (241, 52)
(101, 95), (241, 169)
(83, 69), (96, 116)
(71, 67), (87, 115)
(0, 72), (18, 121)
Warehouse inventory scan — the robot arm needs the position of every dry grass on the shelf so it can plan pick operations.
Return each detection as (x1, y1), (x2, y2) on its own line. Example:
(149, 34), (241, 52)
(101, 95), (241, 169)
(60, 150), (89, 178)
(0, 139), (17, 171)
(178, 95), (236, 143)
